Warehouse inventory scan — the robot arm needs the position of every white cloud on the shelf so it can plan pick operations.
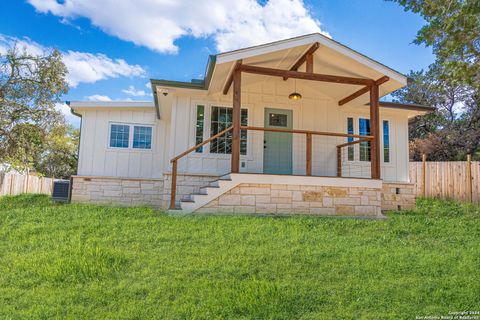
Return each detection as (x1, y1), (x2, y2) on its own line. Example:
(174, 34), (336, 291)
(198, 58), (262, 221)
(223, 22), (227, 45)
(0, 34), (145, 87)
(86, 94), (112, 101)
(63, 52), (145, 87)
(56, 102), (81, 127)
(26, 0), (329, 53)
(0, 34), (44, 56)
(122, 85), (147, 97)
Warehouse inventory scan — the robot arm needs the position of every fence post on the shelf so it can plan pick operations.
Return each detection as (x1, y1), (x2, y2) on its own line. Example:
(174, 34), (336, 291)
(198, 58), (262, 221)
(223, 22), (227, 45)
(467, 154), (472, 202)
(422, 154), (427, 197)
(24, 173), (29, 194)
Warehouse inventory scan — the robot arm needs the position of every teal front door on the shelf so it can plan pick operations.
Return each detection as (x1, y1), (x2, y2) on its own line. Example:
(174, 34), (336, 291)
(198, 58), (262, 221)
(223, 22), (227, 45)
(263, 108), (293, 174)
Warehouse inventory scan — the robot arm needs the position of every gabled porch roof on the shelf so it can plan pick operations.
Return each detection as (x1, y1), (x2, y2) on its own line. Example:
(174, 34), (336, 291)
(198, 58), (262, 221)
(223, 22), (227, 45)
(151, 33), (427, 117)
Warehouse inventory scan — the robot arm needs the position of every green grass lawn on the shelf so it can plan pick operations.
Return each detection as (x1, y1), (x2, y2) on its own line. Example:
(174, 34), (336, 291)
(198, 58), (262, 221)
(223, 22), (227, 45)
(0, 195), (479, 319)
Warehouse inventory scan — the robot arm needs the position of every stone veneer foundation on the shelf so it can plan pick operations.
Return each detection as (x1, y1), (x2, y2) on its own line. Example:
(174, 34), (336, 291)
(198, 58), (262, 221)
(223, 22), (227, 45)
(381, 182), (416, 211)
(71, 175), (416, 215)
(71, 173), (218, 208)
(196, 183), (383, 216)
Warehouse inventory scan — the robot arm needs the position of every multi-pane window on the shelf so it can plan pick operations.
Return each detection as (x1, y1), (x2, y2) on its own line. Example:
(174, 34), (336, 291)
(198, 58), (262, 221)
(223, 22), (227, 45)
(109, 123), (152, 150)
(383, 120), (390, 163)
(359, 118), (371, 161)
(133, 126), (152, 149)
(347, 117), (354, 161)
(195, 105), (205, 152)
(210, 106), (248, 155)
(109, 124), (130, 148)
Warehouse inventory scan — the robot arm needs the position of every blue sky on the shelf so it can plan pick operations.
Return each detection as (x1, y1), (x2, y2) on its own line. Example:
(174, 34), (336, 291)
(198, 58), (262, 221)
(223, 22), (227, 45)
(1, 0), (434, 126)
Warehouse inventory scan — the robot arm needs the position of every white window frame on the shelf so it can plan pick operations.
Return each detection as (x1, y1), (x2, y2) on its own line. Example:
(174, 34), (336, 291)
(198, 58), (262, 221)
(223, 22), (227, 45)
(344, 115), (393, 165)
(190, 101), (252, 159)
(346, 117), (355, 162)
(380, 117), (393, 166)
(108, 122), (154, 151)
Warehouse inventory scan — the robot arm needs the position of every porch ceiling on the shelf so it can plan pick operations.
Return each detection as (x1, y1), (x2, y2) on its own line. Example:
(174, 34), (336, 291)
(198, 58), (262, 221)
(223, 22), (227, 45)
(209, 35), (406, 105)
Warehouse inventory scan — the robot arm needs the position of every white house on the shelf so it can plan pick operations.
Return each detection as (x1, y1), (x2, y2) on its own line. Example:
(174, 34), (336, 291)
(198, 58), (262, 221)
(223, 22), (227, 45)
(69, 33), (433, 216)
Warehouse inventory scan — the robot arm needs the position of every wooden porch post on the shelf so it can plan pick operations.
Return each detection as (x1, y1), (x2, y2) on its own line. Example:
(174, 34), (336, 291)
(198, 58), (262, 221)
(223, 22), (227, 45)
(231, 69), (241, 173)
(306, 133), (312, 176)
(336, 147), (342, 177)
(370, 84), (381, 179)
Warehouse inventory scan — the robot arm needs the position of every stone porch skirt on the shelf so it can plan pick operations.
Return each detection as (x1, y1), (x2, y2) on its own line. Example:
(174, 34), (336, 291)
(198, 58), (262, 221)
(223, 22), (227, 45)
(71, 175), (416, 216)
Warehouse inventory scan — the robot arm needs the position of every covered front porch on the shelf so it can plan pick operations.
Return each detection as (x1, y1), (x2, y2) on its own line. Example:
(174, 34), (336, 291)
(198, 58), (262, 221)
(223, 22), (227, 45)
(148, 34), (418, 212)
(166, 42), (396, 209)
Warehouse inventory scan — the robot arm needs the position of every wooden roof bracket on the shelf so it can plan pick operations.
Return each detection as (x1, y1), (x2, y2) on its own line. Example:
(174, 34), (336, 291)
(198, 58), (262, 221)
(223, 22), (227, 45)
(222, 60), (242, 95)
(338, 76), (389, 106)
(283, 42), (319, 80)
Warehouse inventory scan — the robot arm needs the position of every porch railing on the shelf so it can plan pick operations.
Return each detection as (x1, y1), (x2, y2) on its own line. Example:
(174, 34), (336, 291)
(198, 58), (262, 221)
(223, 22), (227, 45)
(169, 126), (373, 209)
(169, 126), (233, 209)
(335, 138), (373, 177)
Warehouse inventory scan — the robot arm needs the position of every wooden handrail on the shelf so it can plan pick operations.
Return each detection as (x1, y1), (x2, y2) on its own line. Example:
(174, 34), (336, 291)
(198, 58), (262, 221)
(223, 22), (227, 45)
(169, 126), (233, 209)
(336, 138), (370, 149)
(171, 126), (234, 162)
(241, 126), (373, 140)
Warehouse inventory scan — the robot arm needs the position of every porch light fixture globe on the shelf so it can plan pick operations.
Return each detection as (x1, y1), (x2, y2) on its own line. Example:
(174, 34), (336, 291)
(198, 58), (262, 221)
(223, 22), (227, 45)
(289, 79), (302, 100)
(288, 92), (302, 100)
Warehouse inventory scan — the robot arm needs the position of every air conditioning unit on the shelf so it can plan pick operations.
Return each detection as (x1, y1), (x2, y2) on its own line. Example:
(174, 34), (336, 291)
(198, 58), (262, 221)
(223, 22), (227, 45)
(51, 180), (71, 203)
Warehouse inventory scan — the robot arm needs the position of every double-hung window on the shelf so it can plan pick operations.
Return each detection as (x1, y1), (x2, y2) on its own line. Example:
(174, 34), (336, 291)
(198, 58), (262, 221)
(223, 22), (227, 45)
(110, 124), (130, 148)
(109, 123), (153, 150)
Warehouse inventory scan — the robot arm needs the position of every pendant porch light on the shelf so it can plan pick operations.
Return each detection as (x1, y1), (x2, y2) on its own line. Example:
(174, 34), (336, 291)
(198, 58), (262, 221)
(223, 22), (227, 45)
(288, 79), (302, 100)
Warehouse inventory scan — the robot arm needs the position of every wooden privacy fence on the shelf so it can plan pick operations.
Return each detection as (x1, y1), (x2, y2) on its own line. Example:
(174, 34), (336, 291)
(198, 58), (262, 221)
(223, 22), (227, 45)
(0, 172), (54, 196)
(409, 155), (479, 203)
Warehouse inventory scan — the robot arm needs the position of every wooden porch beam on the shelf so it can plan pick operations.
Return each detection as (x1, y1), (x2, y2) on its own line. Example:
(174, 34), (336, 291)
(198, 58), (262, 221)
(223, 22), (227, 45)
(222, 60), (242, 95)
(231, 68), (241, 173)
(239, 64), (374, 86)
(338, 76), (389, 106)
(283, 42), (319, 80)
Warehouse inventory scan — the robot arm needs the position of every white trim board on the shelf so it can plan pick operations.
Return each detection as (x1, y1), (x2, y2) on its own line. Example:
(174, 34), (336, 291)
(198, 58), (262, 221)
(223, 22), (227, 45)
(69, 101), (154, 108)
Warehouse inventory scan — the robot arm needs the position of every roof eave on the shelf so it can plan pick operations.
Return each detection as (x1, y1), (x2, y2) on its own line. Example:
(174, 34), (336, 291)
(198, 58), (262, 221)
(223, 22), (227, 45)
(378, 101), (436, 113)
(150, 55), (216, 119)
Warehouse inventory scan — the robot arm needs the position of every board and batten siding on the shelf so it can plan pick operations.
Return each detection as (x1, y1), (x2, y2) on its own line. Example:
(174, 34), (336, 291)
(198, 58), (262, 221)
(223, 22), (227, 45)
(77, 107), (169, 178)
(75, 82), (411, 183)
(169, 80), (411, 182)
